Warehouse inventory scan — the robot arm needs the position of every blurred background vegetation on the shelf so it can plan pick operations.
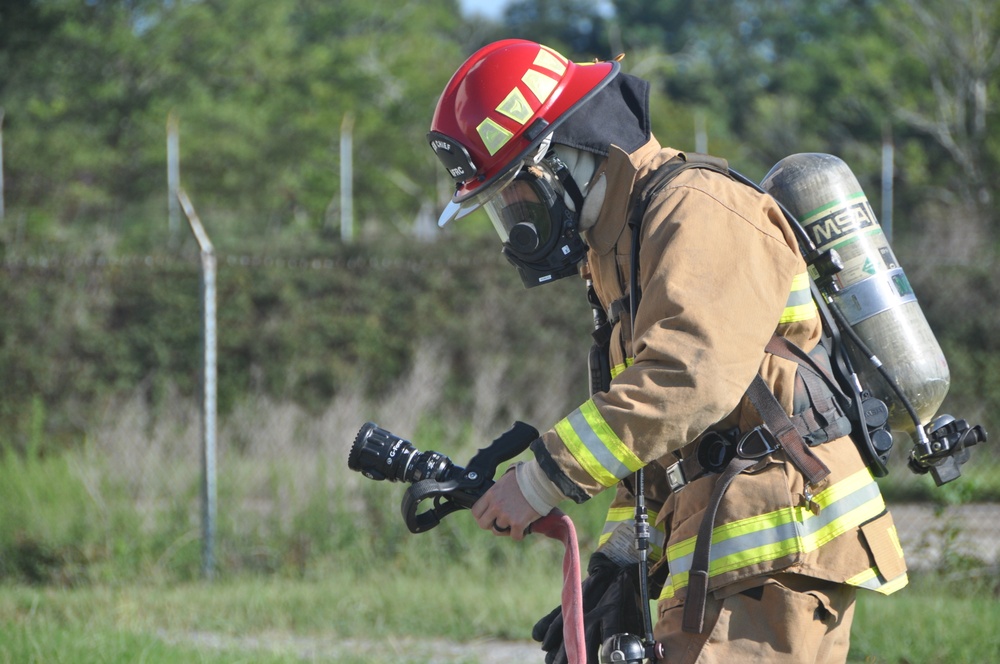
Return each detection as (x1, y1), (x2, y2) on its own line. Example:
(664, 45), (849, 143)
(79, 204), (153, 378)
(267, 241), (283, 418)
(1, 0), (996, 461)
(0, 1), (999, 661)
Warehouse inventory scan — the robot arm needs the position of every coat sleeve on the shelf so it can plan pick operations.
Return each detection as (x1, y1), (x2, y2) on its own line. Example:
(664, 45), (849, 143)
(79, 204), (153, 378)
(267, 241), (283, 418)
(532, 170), (805, 501)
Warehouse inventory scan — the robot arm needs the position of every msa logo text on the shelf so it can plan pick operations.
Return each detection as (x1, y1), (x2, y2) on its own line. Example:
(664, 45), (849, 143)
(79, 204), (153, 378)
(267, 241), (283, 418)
(809, 200), (878, 246)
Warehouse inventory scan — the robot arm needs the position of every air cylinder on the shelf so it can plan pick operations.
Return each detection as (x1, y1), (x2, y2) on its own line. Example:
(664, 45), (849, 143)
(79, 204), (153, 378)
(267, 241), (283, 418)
(762, 153), (949, 432)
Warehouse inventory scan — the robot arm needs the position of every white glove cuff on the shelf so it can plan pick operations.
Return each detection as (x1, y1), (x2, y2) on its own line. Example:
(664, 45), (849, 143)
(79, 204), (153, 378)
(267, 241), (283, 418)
(515, 459), (568, 516)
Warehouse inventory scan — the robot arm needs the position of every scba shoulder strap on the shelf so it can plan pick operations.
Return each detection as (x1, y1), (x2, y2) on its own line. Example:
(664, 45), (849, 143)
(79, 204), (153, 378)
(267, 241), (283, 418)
(587, 153), (731, 396)
(626, 152), (731, 314)
(623, 154), (844, 635)
(625, 152), (843, 479)
(629, 152), (732, 231)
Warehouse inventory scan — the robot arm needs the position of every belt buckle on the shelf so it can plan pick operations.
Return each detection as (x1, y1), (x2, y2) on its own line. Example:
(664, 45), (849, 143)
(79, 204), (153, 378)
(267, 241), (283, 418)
(665, 461), (687, 493)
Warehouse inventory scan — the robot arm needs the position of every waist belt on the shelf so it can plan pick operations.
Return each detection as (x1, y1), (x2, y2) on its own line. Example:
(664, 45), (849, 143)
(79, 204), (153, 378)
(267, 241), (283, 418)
(676, 336), (840, 634)
(664, 425), (784, 493)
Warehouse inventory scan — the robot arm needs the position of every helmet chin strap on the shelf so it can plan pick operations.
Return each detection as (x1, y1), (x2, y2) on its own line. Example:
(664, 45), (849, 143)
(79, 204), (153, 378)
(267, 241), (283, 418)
(546, 153), (586, 215)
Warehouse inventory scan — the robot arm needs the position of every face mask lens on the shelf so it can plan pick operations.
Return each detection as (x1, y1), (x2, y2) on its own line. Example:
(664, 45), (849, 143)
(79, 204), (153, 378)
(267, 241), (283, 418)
(483, 167), (561, 258)
(438, 161), (524, 227)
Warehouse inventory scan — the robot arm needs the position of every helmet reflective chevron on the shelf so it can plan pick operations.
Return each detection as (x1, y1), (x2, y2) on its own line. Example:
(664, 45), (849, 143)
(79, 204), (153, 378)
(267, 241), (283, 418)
(428, 40), (619, 214)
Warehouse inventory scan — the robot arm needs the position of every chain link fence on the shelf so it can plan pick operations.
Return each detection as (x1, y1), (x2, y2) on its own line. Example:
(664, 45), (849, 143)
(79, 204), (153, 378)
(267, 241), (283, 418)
(2, 252), (997, 579)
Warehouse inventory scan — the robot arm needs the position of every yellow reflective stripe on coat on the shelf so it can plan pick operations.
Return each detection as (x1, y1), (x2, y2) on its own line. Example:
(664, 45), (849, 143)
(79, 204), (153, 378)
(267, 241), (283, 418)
(599, 506), (665, 562)
(845, 522), (907, 593)
(845, 567), (909, 594)
(780, 272), (817, 324)
(658, 468), (895, 600)
(610, 359), (633, 379)
(555, 400), (644, 487)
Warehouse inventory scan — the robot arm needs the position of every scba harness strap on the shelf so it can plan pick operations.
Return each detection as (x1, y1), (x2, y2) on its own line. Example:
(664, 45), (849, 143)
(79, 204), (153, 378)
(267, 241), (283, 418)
(664, 334), (853, 494)
(612, 152), (852, 477)
(673, 334), (846, 632)
(609, 152), (857, 634)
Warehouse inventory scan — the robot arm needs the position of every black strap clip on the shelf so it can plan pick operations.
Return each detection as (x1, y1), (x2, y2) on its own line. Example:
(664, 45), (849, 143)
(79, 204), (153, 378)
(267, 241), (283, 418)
(735, 426), (780, 461)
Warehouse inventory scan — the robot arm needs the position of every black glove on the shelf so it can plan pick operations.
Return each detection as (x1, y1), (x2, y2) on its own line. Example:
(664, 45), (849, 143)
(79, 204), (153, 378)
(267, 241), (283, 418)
(532, 552), (644, 664)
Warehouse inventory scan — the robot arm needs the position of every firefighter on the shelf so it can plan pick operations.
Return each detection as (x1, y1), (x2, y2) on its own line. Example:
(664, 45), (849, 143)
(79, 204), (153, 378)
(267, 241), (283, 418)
(427, 39), (908, 663)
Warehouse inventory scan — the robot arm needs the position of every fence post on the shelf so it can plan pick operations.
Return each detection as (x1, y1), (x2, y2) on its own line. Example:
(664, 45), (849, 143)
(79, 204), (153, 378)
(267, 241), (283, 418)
(0, 107), (5, 225)
(167, 112), (181, 237)
(882, 124), (894, 243)
(340, 113), (354, 243)
(694, 110), (708, 154)
(177, 187), (217, 580)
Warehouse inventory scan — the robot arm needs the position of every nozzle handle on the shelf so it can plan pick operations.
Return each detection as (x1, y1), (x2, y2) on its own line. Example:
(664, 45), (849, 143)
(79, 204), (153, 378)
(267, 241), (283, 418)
(466, 420), (540, 480)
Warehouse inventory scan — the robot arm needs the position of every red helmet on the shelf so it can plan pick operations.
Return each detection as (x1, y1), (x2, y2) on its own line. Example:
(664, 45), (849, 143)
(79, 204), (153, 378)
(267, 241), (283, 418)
(428, 40), (619, 210)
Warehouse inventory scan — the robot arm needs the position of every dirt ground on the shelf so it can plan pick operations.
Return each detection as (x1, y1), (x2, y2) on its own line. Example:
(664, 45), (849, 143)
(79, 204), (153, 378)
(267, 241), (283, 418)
(160, 630), (542, 663)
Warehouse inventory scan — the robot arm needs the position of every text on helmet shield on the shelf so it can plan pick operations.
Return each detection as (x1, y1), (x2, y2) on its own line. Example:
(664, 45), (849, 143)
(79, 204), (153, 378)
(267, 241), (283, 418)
(427, 131), (478, 183)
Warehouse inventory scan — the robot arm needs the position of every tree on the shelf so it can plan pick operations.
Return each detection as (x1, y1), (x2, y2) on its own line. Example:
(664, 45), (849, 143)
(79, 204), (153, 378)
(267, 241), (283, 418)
(0, 0), (470, 245)
(0, 1), (164, 225)
(611, 1), (887, 171)
(872, 0), (999, 218)
(607, 0), (999, 229)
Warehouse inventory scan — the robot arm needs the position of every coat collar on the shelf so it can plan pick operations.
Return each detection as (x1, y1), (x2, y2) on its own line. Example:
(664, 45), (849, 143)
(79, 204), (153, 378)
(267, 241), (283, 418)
(584, 135), (682, 256)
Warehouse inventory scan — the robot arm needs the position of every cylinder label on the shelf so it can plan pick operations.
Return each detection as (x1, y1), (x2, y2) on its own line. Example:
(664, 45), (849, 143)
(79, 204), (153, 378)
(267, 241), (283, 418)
(802, 194), (901, 290)
(831, 267), (917, 325)
(805, 193), (879, 248)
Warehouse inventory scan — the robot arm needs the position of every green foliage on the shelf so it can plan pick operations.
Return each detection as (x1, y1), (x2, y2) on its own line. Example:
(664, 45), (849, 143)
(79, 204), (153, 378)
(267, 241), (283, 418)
(850, 572), (1000, 663)
(607, 0), (1000, 223)
(0, 0), (467, 239)
(0, 230), (594, 451)
(501, 0), (610, 56)
(0, 445), (104, 584)
(3, 231), (993, 474)
(2, 0), (996, 243)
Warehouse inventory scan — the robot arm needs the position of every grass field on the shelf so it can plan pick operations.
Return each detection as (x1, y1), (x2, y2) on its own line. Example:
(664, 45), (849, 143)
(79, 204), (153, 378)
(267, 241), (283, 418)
(2, 389), (998, 663)
(1, 562), (999, 663)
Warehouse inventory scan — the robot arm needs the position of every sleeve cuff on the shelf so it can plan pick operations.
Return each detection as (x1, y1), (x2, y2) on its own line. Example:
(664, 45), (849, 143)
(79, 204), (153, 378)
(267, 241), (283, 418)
(515, 459), (568, 516)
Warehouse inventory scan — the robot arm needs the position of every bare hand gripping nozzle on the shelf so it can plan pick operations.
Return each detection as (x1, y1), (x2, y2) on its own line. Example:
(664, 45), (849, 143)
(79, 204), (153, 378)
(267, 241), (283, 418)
(348, 421), (539, 533)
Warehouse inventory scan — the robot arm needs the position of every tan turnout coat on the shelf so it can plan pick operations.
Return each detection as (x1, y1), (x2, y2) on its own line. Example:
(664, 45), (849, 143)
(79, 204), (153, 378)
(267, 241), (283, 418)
(532, 136), (908, 628)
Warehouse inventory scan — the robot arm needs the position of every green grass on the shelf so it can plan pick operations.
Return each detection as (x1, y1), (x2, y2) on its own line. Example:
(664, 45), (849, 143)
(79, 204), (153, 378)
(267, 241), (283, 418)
(1, 400), (998, 663)
(1, 566), (998, 663)
(0, 551), (566, 663)
(0, 622), (308, 664)
(851, 573), (1000, 663)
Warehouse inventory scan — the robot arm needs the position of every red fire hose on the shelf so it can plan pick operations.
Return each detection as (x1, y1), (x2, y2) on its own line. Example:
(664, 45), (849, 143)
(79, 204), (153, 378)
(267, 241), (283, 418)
(532, 510), (586, 664)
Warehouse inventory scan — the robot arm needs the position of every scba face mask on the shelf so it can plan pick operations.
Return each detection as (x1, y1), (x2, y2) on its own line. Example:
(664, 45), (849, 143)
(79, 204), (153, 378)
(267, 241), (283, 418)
(483, 153), (588, 288)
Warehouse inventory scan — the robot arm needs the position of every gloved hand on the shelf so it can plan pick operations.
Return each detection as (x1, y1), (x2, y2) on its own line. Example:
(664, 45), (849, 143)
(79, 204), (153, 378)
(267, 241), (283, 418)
(532, 552), (643, 664)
